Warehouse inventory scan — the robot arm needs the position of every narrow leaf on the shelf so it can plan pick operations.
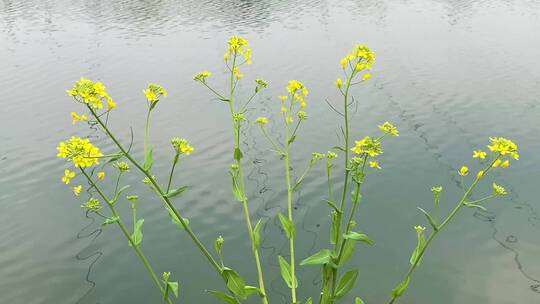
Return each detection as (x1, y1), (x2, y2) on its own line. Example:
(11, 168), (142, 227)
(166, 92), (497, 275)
(340, 240), (356, 265)
(253, 219), (262, 249)
(300, 249), (332, 266)
(102, 216), (120, 226)
(230, 173), (245, 202)
(234, 147), (243, 161)
(334, 269), (359, 299)
(343, 231), (374, 245)
(278, 213), (295, 239)
(418, 207), (439, 231)
(206, 290), (240, 304)
(244, 286), (260, 297)
(165, 205), (189, 230)
(143, 147), (153, 171)
(355, 297), (366, 304)
(130, 219), (144, 246)
(223, 269), (247, 299)
(330, 211), (339, 245)
(167, 281), (179, 298)
(278, 256), (298, 288)
(164, 186), (188, 198)
(288, 135), (297, 145)
(391, 276), (410, 298)
(463, 202), (488, 211)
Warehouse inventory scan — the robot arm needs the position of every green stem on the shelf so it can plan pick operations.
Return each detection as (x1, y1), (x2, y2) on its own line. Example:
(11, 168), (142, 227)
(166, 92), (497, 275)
(387, 156), (501, 304)
(166, 153), (180, 193)
(86, 105), (223, 277)
(226, 53), (269, 304)
(284, 126), (297, 304)
(80, 168), (172, 304)
(144, 108), (151, 157)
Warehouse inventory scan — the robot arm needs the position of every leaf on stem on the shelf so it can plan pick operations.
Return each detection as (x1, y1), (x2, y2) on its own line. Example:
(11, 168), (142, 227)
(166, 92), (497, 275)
(143, 147), (153, 171)
(164, 186), (188, 198)
(355, 297), (366, 304)
(129, 219), (144, 246)
(278, 213), (295, 239)
(278, 256), (298, 289)
(300, 249), (333, 266)
(334, 269), (359, 299)
(165, 205), (189, 230)
(391, 276), (410, 298)
(253, 219), (262, 249)
(102, 216), (120, 226)
(223, 268), (248, 299)
(230, 173), (245, 202)
(343, 231), (374, 245)
(233, 148), (243, 161)
(206, 290), (240, 304)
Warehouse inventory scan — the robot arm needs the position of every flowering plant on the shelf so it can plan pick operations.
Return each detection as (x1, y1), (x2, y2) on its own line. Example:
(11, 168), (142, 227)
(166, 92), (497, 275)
(57, 37), (519, 304)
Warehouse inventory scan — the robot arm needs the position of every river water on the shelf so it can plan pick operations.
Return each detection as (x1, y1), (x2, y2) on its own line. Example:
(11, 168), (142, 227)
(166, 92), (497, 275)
(1, 0), (539, 303)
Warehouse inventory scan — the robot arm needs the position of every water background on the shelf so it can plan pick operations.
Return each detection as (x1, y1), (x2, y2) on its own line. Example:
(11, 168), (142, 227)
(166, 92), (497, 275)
(1, 0), (539, 303)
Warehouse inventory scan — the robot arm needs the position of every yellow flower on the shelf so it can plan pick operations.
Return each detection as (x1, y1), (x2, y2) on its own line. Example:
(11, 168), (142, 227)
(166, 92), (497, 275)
(56, 137), (103, 168)
(287, 80), (308, 97)
(493, 159), (502, 168)
(255, 116), (269, 125)
(351, 136), (382, 157)
(281, 106), (287, 113)
(477, 170), (484, 178)
(286, 116), (294, 124)
(62, 169), (76, 184)
(500, 159), (510, 168)
(225, 36), (251, 64)
(414, 225), (426, 233)
(473, 150), (487, 159)
(106, 98), (116, 110)
(97, 171), (105, 180)
(143, 83), (167, 103)
(335, 78), (342, 88)
(369, 161), (381, 169)
(340, 44), (376, 72)
(362, 73), (372, 81)
(487, 137), (519, 160)
(66, 77), (112, 110)
(171, 138), (194, 155)
(459, 166), (469, 176)
(73, 185), (82, 196)
(378, 121), (399, 136)
(492, 183), (507, 196)
(300, 102), (306, 108)
(279, 95), (288, 102)
(70, 112), (88, 124)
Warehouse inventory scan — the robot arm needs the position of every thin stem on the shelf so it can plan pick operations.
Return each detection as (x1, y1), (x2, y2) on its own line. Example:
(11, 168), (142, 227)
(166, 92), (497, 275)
(284, 123), (297, 304)
(166, 153), (180, 193)
(79, 168), (172, 304)
(226, 53), (269, 304)
(259, 125), (283, 154)
(144, 108), (151, 157)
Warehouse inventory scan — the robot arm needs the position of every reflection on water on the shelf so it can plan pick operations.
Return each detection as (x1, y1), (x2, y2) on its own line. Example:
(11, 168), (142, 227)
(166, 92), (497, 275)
(1, 0), (539, 303)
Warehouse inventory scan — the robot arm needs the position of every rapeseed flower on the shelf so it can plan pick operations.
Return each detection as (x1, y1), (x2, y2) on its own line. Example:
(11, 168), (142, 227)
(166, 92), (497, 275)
(492, 183), (507, 196)
(56, 137), (103, 168)
(473, 150), (487, 159)
(487, 137), (519, 160)
(369, 161), (381, 169)
(351, 136), (382, 157)
(143, 83), (167, 104)
(171, 138), (194, 155)
(193, 71), (211, 82)
(73, 185), (82, 196)
(70, 112), (88, 124)
(340, 44), (376, 72)
(114, 161), (130, 172)
(459, 166), (469, 176)
(255, 116), (269, 125)
(225, 36), (251, 64)
(378, 121), (399, 136)
(62, 169), (76, 184)
(66, 77), (112, 110)
(81, 198), (102, 211)
(97, 171), (105, 180)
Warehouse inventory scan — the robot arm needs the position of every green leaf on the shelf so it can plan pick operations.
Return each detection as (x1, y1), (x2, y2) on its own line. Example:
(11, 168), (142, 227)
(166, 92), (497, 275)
(102, 216), (120, 226)
(332, 146), (345, 152)
(463, 202), (488, 211)
(418, 207), (439, 231)
(330, 211), (339, 245)
(410, 230), (426, 265)
(244, 286), (260, 297)
(234, 147), (243, 161)
(110, 185), (131, 205)
(164, 186), (188, 198)
(355, 297), (366, 304)
(165, 205), (189, 230)
(223, 268), (247, 299)
(391, 276), (410, 298)
(278, 256), (298, 289)
(130, 219), (144, 246)
(278, 213), (295, 239)
(167, 281), (179, 298)
(340, 239), (356, 265)
(334, 269), (359, 299)
(230, 173), (245, 202)
(324, 199), (341, 213)
(206, 290), (240, 304)
(253, 219), (262, 249)
(288, 135), (297, 145)
(343, 231), (374, 245)
(300, 249), (333, 266)
(143, 146), (153, 171)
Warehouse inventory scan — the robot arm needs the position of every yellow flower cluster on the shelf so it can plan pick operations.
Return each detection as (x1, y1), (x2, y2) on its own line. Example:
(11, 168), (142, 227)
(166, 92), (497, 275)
(488, 137), (519, 160)
(255, 116), (269, 125)
(56, 137), (103, 168)
(458, 166), (469, 176)
(171, 138), (194, 155)
(351, 136), (382, 157)
(492, 183), (507, 196)
(193, 71), (212, 82)
(224, 36), (251, 64)
(143, 83), (167, 103)
(340, 44), (376, 72)
(70, 112), (88, 124)
(378, 121), (399, 137)
(472, 150), (487, 159)
(81, 198), (102, 211)
(66, 77), (114, 110)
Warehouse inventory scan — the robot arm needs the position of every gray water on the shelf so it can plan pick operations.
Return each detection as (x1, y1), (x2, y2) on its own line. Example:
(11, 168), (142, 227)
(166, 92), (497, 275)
(1, 0), (539, 303)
